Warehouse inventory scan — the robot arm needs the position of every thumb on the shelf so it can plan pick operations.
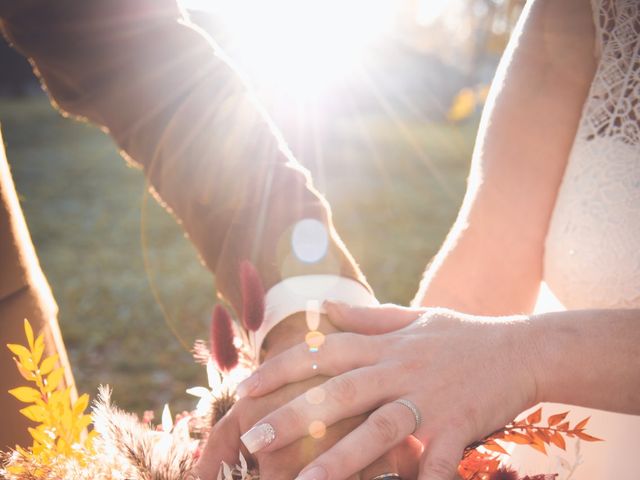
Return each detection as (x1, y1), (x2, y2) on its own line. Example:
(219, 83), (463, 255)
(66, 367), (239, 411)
(324, 301), (426, 335)
(195, 415), (243, 480)
(419, 435), (465, 480)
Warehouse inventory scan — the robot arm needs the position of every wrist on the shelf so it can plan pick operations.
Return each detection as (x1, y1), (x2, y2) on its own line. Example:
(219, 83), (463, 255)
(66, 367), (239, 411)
(500, 315), (547, 408)
(518, 313), (557, 406)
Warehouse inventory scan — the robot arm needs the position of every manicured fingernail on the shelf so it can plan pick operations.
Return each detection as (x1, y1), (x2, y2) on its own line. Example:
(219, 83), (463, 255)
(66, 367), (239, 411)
(240, 423), (276, 453)
(236, 373), (260, 398)
(296, 465), (328, 480)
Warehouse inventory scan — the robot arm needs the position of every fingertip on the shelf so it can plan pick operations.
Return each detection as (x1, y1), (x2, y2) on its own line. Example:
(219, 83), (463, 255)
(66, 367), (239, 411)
(324, 300), (367, 332)
(322, 299), (347, 321)
(296, 464), (328, 480)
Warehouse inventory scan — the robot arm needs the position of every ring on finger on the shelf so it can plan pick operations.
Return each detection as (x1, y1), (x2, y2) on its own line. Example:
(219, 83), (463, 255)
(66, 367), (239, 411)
(394, 399), (422, 434)
(370, 473), (402, 480)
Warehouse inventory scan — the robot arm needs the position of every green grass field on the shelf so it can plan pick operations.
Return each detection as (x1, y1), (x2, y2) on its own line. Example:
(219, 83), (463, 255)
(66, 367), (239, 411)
(0, 94), (477, 414)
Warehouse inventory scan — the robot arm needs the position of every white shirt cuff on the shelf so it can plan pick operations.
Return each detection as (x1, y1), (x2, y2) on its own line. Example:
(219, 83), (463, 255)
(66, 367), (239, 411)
(255, 275), (379, 354)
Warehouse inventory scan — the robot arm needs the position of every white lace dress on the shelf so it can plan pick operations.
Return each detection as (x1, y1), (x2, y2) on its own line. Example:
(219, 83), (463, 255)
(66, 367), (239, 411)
(511, 0), (640, 477)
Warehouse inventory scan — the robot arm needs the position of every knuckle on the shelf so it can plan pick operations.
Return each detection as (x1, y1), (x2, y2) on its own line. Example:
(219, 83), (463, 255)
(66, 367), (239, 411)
(367, 410), (400, 444)
(424, 456), (457, 478)
(336, 332), (357, 345)
(327, 375), (358, 406)
(232, 396), (250, 416)
(277, 405), (306, 431)
(398, 355), (423, 372)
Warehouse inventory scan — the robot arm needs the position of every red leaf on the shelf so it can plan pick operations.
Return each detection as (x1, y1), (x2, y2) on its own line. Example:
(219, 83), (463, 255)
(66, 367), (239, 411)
(556, 421), (570, 431)
(547, 411), (569, 427)
(210, 305), (238, 371)
(240, 260), (265, 332)
(527, 407), (542, 424)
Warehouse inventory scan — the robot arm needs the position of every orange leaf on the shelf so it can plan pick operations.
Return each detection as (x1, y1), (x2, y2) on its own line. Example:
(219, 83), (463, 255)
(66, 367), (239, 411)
(532, 429), (550, 444)
(557, 421), (570, 431)
(484, 441), (508, 455)
(575, 417), (590, 430)
(547, 411), (569, 427)
(575, 431), (603, 442)
(550, 431), (566, 450)
(526, 407), (542, 424)
(503, 432), (532, 445)
(529, 441), (547, 455)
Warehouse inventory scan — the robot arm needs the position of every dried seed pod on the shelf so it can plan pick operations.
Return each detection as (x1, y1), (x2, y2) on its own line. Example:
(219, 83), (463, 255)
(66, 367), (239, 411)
(240, 260), (265, 332)
(210, 305), (238, 371)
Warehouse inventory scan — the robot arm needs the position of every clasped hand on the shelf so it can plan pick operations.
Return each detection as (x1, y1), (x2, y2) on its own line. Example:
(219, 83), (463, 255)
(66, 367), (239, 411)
(236, 303), (542, 480)
(193, 310), (420, 480)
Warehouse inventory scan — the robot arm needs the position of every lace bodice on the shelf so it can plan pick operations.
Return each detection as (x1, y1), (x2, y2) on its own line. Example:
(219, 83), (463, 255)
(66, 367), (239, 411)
(543, 0), (640, 309)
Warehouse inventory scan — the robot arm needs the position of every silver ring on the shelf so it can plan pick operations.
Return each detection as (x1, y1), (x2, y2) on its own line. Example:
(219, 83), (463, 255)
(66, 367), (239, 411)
(394, 399), (422, 433)
(370, 474), (402, 480)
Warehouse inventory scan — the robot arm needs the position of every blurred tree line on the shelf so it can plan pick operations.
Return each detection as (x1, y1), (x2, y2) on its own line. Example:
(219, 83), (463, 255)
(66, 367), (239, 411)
(1, 0), (524, 113)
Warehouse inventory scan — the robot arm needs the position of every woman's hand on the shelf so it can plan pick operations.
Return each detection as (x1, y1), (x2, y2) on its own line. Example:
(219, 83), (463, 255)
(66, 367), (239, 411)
(193, 375), (421, 480)
(236, 302), (543, 480)
(193, 311), (422, 480)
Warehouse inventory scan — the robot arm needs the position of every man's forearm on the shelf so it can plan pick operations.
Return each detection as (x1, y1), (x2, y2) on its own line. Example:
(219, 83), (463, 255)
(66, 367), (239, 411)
(0, 0), (369, 318)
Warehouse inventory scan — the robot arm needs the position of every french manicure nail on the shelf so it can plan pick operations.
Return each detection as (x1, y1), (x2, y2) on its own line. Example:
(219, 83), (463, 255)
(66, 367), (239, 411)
(236, 373), (260, 398)
(240, 423), (276, 453)
(296, 465), (328, 480)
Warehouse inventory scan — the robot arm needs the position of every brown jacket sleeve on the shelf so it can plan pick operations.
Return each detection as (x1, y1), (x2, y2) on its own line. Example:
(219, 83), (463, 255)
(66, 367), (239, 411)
(0, 0), (369, 315)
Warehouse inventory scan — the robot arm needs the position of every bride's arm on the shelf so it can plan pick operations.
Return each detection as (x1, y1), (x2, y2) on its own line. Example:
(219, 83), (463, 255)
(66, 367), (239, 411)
(414, 0), (596, 315)
(532, 308), (640, 414)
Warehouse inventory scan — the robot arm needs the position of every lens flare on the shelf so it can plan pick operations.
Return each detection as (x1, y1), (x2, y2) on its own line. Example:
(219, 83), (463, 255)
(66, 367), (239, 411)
(308, 420), (327, 439)
(184, 0), (398, 99)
